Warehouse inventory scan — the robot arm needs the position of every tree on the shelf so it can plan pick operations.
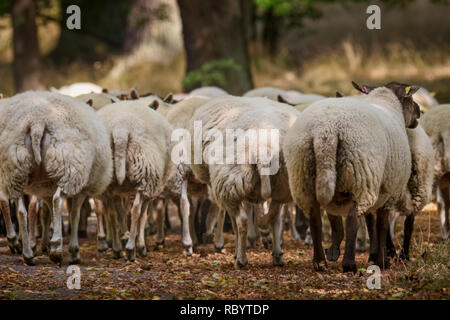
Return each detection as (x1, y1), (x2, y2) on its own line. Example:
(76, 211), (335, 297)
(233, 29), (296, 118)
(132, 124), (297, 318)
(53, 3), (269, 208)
(177, 0), (253, 95)
(10, 0), (43, 92)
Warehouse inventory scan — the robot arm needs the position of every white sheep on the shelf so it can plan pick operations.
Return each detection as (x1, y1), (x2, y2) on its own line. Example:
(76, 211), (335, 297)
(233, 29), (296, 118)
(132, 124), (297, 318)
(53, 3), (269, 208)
(243, 87), (286, 101)
(413, 87), (439, 111)
(284, 81), (421, 272)
(159, 96), (211, 254)
(189, 96), (301, 268)
(75, 92), (119, 111)
(0, 91), (113, 265)
(97, 100), (173, 261)
(50, 82), (102, 97)
(420, 104), (450, 240)
(188, 86), (228, 98)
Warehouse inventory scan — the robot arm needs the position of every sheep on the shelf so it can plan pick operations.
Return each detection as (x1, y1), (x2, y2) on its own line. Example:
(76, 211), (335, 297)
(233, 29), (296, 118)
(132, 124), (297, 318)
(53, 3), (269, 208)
(284, 81), (421, 272)
(0, 91), (113, 265)
(413, 87), (439, 112)
(388, 124), (435, 260)
(278, 91), (325, 106)
(97, 100), (173, 261)
(76, 92), (120, 111)
(158, 96), (211, 254)
(188, 86), (228, 98)
(50, 82), (102, 97)
(243, 87), (286, 101)
(188, 96), (301, 268)
(420, 104), (450, 240)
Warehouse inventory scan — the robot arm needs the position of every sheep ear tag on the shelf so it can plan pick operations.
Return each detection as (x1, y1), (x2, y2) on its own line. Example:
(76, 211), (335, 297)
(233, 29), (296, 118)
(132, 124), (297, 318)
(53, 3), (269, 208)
(405, 86), (411, 95)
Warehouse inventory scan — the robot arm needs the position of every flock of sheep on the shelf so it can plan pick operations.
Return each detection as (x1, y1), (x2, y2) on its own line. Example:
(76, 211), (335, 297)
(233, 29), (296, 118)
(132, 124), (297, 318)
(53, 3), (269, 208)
(0, 81), (448, 275)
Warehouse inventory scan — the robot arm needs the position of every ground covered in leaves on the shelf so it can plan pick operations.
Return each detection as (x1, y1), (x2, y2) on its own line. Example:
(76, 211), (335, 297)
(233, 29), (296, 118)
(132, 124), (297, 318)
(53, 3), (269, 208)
(0, 205), (448, 300)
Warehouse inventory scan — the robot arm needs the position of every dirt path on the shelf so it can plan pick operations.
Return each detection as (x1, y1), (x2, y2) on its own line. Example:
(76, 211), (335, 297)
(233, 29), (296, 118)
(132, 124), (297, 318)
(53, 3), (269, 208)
(0, 207), (448, 300)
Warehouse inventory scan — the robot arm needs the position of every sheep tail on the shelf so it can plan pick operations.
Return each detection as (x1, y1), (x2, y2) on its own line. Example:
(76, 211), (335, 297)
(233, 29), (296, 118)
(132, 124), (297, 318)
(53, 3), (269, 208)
(29, 123), (45, 165)
(313, 131), (338, 206)
(112, 128), (129, 185)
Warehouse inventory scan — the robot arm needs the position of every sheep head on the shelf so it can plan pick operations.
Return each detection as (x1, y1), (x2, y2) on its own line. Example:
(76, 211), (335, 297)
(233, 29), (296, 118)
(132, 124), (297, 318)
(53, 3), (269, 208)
(352, 81), (421, 129)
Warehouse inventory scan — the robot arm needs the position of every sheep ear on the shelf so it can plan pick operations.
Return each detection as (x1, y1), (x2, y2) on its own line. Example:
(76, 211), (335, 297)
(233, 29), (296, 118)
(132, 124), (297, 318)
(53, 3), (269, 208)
(102, 88), (109, 93)
(149, 100), (159, 110)
(163, 93), (173, 104)
(130, 89), (139, 100)
(110, 98), (115, 103)
(277, 95), (293, 105)
(351, 81), (374, 94)
(336, 92), (344, 98)
(86, 99), (93, 107)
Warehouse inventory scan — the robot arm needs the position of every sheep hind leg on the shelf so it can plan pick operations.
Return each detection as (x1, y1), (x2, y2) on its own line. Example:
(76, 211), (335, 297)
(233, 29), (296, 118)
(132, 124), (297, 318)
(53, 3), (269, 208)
(68, 194), (87, 264)
(15, 197), (34, 265)
(270, 202), (284, 266)
(325, 213), (343, 262)
(365, 213), (377, 263)
(108, 198), (123, 259)
(154, 199), (166, 249)
(203, 202), (218, 244)
(180, 180), (193, 255)
(375, 208), (391, 269)
(136, 200), (149, 258)
(356, 216), (367, 252)
(399, 214), (415, 260)
(437, 187), (449, 241)
(214, 209), (225, 252)
(0, 192), (19, 254)
(125, 192), (143, 262)
(92, 199), (108, 252)
(246, 205), (258, 249)
(28, 196), (39, 255)
(40, 201), (51, 254)
(309, 203), (327, 271)
(234, 203), (249, 269)
(50, 187), (66, 264)
(342, 203), (359, 273)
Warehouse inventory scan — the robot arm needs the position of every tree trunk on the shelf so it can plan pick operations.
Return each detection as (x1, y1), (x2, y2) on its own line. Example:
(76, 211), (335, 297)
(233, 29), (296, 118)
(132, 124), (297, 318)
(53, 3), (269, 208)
(178, 0), (253, 95)
(11, 0), (43, 92)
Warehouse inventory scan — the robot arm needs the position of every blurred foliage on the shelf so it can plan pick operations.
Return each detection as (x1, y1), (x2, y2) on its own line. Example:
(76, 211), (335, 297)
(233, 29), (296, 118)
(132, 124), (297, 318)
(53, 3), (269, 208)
(183, 59), (242, 89)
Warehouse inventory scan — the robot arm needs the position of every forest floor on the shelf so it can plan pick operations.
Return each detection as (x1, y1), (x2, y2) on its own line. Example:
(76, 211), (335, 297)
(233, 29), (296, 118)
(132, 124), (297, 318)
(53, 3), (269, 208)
(0, 205), (448, 300)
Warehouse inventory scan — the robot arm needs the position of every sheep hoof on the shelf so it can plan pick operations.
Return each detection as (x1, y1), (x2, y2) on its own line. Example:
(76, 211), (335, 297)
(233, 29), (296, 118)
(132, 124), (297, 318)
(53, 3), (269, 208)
(342, 262), (357, 273)
(97, 237), (108, 252)
(7, 236), (19, 254)
(202, 233), (214, 244)
(15, 239), (23, 254)
(69, 247), (80, 265)
(137, 246), (147, 258)
(69, 257), (81, 265)
(126, 248), (136, 262)
(214, 245), (223, 253)
(313, 259), (327, 271)
(112, 250), (122, 259)
(325, 246), (340, 262)
(184, 246), (193, 257)
(272, 254), (284, 267)
(23, 255), (35, 266)
(234, 258), (248, 270)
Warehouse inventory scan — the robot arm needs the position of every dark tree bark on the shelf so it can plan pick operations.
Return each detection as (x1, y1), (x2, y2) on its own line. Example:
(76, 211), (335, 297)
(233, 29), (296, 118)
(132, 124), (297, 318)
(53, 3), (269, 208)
(177, 0), (253, 95)
(52, 0), (155, 63)
(11, 0), (43, 92)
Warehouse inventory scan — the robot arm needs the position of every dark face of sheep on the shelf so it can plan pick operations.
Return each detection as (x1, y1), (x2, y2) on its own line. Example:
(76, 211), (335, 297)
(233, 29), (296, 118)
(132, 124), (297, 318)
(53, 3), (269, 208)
(384, 82), (420, 129)
(351, 81), (421, 129)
